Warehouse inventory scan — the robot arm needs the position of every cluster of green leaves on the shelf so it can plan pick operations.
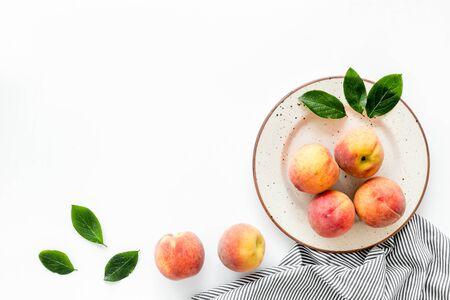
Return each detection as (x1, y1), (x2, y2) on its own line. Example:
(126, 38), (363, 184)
(39, 205), (139, 282)
(299, 68), (403, 119)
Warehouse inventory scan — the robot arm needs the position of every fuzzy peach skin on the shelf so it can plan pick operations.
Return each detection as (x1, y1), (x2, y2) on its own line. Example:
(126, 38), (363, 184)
(289, 144), (340, 194)
(334, 127), (384, 178)
(218, 224), (265, 272)
(154, 232), (205, 280)
(308, 190), (356, 238)
(354, 177), (406, 228)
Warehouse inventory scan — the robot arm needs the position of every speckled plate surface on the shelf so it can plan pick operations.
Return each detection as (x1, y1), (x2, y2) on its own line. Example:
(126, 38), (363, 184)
(253, 76), (430, 252)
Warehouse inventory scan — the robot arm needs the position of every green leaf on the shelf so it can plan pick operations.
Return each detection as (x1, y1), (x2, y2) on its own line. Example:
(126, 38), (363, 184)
(343, 67), (367, 114)
(71, 205), (105, 246)
(366, 74), (403, 118)
(299, 90), (346, 119)
(104, 251), (139, 282)
(39, 250), (76, 275)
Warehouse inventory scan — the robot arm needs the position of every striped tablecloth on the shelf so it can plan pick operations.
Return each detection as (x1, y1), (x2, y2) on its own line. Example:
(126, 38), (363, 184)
(193, 215), (450, 300)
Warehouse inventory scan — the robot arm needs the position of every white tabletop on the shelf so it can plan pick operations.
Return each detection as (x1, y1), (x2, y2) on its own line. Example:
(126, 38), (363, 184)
(1, 1), (449, 299)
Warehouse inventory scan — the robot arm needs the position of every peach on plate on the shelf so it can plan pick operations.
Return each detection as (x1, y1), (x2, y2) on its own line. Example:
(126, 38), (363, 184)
(154, 231), (204, 280)
(218, 224), (265, 272)
(354, 177), (406, 228)
(289, 144), (340, 194)
(334, 127), (384, 178)
(308, 190), (355, 238)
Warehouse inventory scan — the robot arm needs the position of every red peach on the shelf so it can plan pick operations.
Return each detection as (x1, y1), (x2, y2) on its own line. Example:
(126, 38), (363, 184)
(308, 190), (355, 238)
(289, 144), (340, 194)
(334, 127), (384, 178)
(354, 177), (406, 228)
(218, 224), (265, 272)
(154, 232), (204, 280)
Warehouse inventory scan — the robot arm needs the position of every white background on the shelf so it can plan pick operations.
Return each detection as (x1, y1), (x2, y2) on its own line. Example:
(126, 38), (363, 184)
(0, 1), (449, 299)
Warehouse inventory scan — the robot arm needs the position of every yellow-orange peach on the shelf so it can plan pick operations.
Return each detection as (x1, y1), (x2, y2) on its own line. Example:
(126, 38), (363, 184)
(218, 224), (265, 272)
(289, 144), (340, 194)
(354, 177), (406, 228)
(154, 232), (204, 280)
(334, 127), (384, 178)
(308, 190), (355, 238)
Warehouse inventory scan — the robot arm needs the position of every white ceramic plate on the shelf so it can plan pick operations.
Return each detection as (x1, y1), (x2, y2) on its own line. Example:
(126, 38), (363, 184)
(253, 77), (430, 252)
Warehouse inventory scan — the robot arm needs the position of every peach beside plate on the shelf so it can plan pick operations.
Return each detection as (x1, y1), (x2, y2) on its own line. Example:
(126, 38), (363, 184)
(253, 76), (429, 253)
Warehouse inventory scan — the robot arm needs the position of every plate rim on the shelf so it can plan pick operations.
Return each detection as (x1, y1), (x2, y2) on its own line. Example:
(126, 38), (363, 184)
(252, 76), (430, 253)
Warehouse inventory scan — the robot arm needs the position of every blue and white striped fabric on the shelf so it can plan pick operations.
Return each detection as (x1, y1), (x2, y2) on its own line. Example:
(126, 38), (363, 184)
(193, 215), (450, 300)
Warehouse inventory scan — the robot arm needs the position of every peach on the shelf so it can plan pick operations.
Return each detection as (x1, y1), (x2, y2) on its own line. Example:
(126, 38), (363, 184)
(308, 190), (355, 238)
(289, 144), (340, 194)
(218, 224), (265, 272)
(334, 127), (384, 178)
(354, 177), (406, 228)
(154, 232), (204, 280)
